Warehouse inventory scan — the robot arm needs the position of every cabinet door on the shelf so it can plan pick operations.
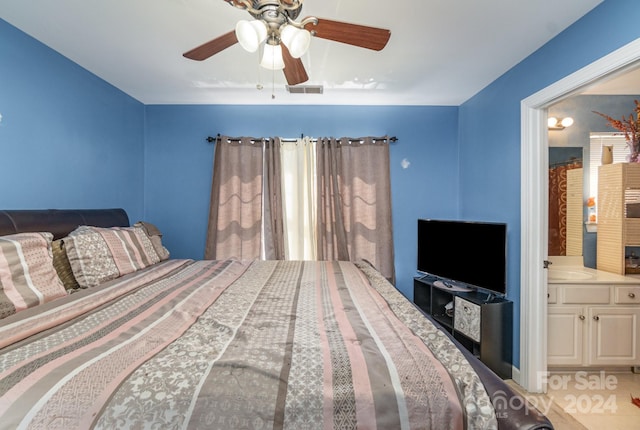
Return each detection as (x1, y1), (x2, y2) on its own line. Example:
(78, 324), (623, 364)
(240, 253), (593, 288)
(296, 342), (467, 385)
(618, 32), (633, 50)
(548, 306), (585, 366)
(454, 297), (481, 342)
(588, 306), (640, 366)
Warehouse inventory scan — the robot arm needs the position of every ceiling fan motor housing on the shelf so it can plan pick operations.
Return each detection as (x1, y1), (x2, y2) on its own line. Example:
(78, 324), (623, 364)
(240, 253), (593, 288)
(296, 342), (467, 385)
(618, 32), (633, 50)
(250, 0), (302, 21)
(261, 7), (289, 38)
(246, 1), (305, 45)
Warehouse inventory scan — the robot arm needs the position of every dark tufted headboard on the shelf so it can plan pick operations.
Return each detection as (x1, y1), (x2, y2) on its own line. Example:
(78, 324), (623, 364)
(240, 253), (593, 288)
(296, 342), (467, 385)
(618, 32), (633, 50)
(0, 209), (130, 240)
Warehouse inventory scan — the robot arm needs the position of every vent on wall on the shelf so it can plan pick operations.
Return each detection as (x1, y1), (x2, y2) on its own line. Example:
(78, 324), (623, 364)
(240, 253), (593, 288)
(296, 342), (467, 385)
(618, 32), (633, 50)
(286, 85), (323, 94)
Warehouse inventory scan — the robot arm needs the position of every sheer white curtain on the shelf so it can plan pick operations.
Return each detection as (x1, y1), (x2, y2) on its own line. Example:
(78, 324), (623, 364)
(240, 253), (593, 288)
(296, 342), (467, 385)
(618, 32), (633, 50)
(280, 137), (317, 260)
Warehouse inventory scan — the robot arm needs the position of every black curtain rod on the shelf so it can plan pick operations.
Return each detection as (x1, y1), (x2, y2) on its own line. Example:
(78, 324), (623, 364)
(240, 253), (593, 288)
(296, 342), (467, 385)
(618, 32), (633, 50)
(206, 134), (397, 144)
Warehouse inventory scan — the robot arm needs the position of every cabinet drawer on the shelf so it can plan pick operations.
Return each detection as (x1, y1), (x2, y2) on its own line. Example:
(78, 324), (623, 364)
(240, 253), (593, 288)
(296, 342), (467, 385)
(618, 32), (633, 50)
(615, 286), (640, 304)
(564, 286), (610, 304)
(547, 285), (558, 304)
(454, 297), (481, 342)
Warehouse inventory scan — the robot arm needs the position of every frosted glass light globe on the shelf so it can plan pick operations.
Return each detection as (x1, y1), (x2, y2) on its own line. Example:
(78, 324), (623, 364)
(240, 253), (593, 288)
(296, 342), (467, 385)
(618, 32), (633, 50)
(236, 20), (268, 53)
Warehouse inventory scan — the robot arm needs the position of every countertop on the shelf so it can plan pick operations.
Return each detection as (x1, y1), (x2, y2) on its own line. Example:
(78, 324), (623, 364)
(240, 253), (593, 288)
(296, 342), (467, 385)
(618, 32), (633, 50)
(547, 256), (640, 284)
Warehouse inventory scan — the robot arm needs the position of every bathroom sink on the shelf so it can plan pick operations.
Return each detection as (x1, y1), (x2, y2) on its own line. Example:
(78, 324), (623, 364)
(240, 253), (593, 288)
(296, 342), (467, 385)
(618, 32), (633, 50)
(547, 270), (594, 280)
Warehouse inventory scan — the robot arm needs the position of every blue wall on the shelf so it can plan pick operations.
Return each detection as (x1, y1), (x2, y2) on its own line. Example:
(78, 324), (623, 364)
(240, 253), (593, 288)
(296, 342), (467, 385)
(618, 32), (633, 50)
(3, 0), (640, 371)
(143, 104), (460, 300)
(0, 18), (145, 221)
(458, 0), (640, 366)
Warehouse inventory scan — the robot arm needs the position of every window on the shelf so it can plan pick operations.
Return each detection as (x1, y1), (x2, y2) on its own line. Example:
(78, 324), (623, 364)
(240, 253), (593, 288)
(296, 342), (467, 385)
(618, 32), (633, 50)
(589, 132), (630, 199)
(206, 135), (395, 282)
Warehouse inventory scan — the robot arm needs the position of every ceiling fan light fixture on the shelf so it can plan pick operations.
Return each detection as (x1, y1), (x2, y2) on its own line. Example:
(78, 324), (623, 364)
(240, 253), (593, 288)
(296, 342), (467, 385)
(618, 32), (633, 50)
(260, 43), (285, 70)
(235, 19), (268, 53)
(280, 25), (311, 58)
(183, 1), (392, 87)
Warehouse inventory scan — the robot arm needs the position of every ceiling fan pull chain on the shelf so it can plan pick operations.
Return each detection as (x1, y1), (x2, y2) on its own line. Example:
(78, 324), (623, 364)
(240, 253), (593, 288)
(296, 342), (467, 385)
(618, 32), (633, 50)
(272, 68), (276, 99)
(256, 50), (264, 91)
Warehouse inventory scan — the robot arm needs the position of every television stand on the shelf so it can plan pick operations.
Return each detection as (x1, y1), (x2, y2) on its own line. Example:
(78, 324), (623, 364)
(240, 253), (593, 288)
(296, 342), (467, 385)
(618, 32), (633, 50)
(413, 276), (513, 379)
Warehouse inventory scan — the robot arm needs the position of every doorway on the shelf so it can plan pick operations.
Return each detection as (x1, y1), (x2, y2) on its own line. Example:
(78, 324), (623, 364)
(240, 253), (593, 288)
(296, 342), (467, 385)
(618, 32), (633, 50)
(520, 37), (640, 393)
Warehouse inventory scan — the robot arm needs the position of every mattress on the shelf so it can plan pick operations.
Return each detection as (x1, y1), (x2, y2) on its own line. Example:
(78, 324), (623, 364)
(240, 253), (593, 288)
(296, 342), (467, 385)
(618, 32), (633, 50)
(0, 209), (553, 430)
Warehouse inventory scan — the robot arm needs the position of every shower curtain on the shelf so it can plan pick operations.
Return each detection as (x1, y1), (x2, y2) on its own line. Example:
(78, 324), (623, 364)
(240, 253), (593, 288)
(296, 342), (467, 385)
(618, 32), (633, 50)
(548, 161), (582, 256)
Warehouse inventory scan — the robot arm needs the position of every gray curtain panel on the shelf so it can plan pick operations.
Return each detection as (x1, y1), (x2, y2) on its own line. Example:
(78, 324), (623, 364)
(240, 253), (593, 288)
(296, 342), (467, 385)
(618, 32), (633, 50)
(316, 136), (395, 283)
(205, 136), (281, 260)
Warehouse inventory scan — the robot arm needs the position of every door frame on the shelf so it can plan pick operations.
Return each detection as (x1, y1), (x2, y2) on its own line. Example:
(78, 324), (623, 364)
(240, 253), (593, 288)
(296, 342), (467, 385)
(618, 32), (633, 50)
(520, 37), (640, 392)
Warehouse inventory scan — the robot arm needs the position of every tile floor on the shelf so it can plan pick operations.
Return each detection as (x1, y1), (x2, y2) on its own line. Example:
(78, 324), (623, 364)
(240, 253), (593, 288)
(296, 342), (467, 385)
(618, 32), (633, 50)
(520, 370), (640, 430)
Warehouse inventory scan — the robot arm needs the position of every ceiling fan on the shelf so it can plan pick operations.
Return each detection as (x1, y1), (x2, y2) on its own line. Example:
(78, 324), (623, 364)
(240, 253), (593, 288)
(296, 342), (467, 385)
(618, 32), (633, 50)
(182, 0), (391, 86)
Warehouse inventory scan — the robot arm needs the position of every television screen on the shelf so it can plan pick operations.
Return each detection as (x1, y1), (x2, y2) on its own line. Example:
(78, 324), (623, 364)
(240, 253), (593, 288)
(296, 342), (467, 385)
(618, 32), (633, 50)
(417, 219), (507, 296)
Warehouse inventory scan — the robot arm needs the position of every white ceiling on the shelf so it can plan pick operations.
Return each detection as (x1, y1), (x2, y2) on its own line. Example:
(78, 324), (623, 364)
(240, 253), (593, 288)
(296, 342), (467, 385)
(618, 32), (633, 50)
(0, 0), (606, 105)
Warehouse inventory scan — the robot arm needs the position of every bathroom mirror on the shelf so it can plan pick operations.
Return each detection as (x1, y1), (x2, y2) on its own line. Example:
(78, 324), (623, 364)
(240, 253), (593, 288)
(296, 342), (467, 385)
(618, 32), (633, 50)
(548, 147), (584, 256)
(547, 95), (640, 267)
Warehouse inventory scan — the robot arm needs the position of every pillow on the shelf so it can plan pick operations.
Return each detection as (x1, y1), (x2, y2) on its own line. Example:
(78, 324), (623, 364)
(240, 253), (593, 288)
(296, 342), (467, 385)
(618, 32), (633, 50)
(64, 226), (161, 288)
(0, 232), (67, 319)
(51, 239), (81, 291)
(134, 221), (170, 261)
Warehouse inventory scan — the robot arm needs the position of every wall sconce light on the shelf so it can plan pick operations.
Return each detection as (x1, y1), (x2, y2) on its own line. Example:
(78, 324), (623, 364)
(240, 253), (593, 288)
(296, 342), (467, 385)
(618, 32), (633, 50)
(548, 117), (574, 130)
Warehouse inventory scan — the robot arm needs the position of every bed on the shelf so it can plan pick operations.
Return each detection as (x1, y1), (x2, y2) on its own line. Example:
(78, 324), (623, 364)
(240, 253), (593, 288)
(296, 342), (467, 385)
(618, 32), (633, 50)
(0, 209), (553, 430)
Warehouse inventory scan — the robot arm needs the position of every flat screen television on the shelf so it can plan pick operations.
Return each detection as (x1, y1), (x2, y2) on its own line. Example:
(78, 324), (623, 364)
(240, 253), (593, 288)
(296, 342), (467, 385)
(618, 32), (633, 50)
(417, 219), (507, 296)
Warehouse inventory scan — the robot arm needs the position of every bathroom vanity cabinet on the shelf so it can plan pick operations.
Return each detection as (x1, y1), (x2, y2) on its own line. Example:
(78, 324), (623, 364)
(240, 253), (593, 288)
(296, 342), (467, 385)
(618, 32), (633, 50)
(548, 283), (640, 367)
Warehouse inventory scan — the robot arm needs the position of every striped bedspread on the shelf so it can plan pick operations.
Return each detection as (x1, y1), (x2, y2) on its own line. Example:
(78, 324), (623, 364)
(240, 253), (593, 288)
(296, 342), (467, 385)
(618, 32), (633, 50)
(0, 259), (497, 430)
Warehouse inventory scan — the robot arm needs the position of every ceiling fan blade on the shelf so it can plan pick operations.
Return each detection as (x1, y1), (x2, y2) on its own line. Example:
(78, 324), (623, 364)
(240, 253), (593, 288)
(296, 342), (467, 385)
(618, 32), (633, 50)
(304, 18), (391, 51)
(282, 45), (309, 85)
(183, 30), (238, 61)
